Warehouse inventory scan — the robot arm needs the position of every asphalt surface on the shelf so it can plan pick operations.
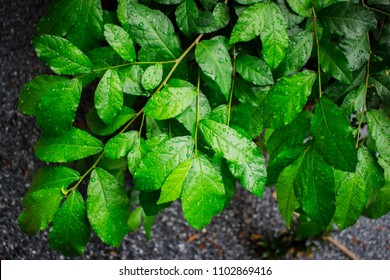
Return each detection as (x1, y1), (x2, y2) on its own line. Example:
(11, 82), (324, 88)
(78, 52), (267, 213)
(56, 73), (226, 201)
(1, 0), (389, 260)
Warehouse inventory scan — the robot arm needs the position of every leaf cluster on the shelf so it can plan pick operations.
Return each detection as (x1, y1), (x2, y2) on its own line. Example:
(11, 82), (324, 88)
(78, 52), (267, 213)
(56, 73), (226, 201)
(18, 0), (390, 255)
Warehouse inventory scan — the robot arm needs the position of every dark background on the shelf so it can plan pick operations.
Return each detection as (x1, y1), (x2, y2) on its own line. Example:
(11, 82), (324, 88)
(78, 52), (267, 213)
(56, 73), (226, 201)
(1, 0), (389, 259)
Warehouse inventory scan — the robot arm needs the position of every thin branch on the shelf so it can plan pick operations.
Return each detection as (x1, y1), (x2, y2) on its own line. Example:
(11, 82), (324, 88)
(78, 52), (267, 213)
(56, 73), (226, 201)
(62, 151), (105, 195)
(323, 236), (359, 260)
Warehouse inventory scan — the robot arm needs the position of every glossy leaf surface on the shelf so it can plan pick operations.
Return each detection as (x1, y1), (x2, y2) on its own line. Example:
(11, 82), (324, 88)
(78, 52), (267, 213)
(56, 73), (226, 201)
(48, 191), (90, 256)
(35, 128), (103, 163)
(19, 166), (79, 234)
(87, 168), (131, 248)
(181, 155), (225, 229)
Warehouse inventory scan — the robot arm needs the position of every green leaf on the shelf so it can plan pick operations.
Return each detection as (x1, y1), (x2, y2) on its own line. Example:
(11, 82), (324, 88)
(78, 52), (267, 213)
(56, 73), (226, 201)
(367, 110), (390, 166)
(158, 158), (194, 204)
(48, 190), (90, 256)
(144, 79), (197, 120)
(37, 0), (80, 36)
(154, 0), (184, 4)
(234, 0), (263, 4)
(319, 42), (353, 84)
(127, 137), (143, 175)
(104, 24), (136, 62)
(118, 65), (147, 96)
(83, 47), (123, 85)
(276, 31), (313, 77)
(276, 156), (300, 228)
(63, 0), (104, 50)
(98, 157), (128, 187)
(232, 77), (258, 105)
(199, 119), (266, 197)
(142, 64), (163, 91)
(262, 70), (316, 128)
(230, 2), (288, 69)
(87, 167), (131, 248)
(145, 117), (169, 139)
(181, 154), (225, 229)
(87, 106), (136, 136)
(143, 215), (156, 239)
(231, 99), (267, 139)
(33, 35), (94, 75)
(127, 207), (143, 232)
(19, 75), (69, 116)
(35, 128), (103, 163)
(134, 136), (194, 191)
(340, 34), (370, 71)
(371, 74), (390, 107)
(105, 131), (139, 159)
(37, 79), (82, 136)
(18, 166), (79, 234)
(95, 69), (124, 125)
(195, 40), (232, 100)
(139, 190), (172, 216)
(318, 3), (377, 38)
(285, 0), (312, 17)
(176, 0), (198, 38)
(266, 111), (312, 158)
(176, 92), (211, 136)
(267, 145), (306, 186)
(213, 156), (236, 208)
(294, 146), (336, 226)
(340, 85), (366, 116)
(334, 170), (368, 230)
(357, 147), (385, 200)
(195, 3), (230, 34)
(118, 2), (182, 60)
(372, 23), (390, 63)
(235, 54), (273, 86)
(364, 181), (390, 219)
(311, 97), (357, 172)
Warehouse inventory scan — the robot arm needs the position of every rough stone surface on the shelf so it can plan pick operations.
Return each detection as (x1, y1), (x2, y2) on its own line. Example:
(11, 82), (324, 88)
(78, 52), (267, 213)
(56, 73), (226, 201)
(1, 0), (389, 260)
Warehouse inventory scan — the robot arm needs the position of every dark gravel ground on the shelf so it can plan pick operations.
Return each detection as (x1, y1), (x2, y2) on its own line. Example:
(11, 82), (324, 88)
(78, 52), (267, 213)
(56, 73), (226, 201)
(1, 0), (389, 260)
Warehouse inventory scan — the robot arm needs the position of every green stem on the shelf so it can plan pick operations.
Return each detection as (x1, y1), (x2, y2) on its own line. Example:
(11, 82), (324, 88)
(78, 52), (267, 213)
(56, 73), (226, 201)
(312, 7), (322, 98)
(154, 34), (204, 93)
(119, 107), (145, 134)
(62, 151), (105, 196)
(139, 113), (145, 137)
(227, 44), (237, 126)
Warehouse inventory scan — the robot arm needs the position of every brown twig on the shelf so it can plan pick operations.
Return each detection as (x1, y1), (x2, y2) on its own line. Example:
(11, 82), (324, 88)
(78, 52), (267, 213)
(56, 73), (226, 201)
(323, 236), (359, 260)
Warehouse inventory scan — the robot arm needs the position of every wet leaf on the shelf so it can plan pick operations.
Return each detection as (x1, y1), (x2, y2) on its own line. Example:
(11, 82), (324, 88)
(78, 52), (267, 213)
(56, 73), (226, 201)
(48, 191), (90, 256)
(145, 79), (197, 120)
(199, 119), (266, 197)
(311, 97), (357, 172)
(181, 154), (225, 229)
(35, 128), (103, 163)
(95, 69), (124, 125)
(87, 168), (131, 248)
(18, 166), (79, 234)
(33, 35), (94, 75)
(134, 136), (194, 191)
(195, 40), (232, 100)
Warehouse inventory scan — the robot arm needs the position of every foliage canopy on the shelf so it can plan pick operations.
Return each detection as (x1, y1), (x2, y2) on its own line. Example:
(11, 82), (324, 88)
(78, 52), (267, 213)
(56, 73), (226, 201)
(19, 0), (390, 256)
